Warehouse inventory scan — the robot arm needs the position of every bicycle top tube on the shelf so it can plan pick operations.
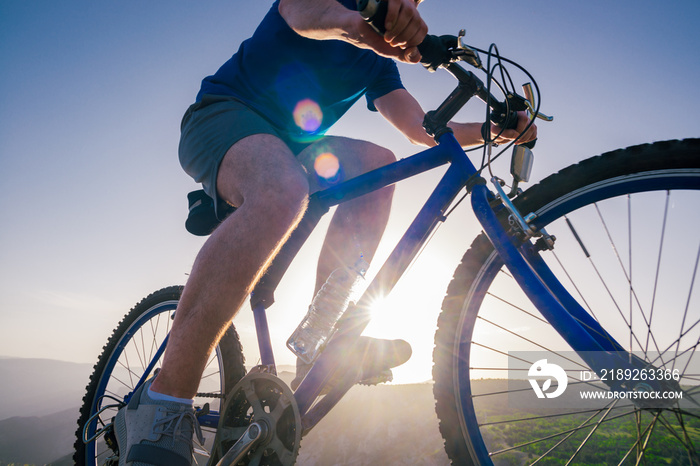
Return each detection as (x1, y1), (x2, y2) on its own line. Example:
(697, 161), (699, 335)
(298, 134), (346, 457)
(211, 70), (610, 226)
(248, 40), (529, 308)
(250, 130), (474, 310)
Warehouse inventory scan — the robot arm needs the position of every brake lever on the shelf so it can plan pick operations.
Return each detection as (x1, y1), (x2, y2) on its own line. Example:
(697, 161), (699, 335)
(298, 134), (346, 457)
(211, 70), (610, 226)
(454, 29), (482, 69)
(522, 83), (554, 122)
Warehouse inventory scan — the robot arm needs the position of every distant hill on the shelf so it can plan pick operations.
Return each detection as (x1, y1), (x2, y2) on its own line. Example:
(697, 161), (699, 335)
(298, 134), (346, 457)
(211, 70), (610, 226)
(0, 357), (450, 465)
(0, 408), (79, 465)
(298, 383), (450, 465)
(0, 357), (92, 420)
(0, 383), (450, 466)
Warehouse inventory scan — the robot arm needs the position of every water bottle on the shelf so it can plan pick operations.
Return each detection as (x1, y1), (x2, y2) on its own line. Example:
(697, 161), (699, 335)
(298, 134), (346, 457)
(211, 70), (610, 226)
(287, 258), (369, 364)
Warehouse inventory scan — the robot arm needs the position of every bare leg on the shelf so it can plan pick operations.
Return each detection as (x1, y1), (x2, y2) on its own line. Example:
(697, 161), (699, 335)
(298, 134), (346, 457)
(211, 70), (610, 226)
(153, 135), (396, 397)
(152, 134), (309, 398)
(297, 136), (396, 293)
(290, 137), (405, 390)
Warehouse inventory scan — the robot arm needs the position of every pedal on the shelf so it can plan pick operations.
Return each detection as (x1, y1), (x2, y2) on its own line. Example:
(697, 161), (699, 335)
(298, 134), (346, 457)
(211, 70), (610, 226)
(358, 368), (393, 386)
(195, 402), (210, 418)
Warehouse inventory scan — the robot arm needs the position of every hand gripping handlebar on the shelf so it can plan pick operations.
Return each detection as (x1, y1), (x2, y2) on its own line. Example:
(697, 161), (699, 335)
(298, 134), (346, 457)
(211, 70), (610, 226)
(356, 0), (551, 147)
(356, 0), (480, 70)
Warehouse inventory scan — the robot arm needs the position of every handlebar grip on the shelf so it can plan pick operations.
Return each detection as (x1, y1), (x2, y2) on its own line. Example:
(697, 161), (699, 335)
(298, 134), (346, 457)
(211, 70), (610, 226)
(417, 35), (458, 71)
(357, 0), (388, 34)
(486, 112), (537, 149)
(504, 112), (537, 149)
(356, 0), (457, 70)
(521, 139), (537, 149)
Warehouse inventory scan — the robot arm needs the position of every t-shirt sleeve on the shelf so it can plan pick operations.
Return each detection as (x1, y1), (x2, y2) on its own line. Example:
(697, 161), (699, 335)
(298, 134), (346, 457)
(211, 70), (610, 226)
(365, 58), (405, 112)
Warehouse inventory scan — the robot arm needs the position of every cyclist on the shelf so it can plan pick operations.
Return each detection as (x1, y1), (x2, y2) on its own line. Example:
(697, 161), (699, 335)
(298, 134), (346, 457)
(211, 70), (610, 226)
(115, 0), (536, 464)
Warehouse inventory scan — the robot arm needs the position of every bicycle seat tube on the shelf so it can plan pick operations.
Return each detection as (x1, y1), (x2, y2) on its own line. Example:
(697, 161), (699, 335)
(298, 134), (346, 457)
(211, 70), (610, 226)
(295, 132), (478, 415)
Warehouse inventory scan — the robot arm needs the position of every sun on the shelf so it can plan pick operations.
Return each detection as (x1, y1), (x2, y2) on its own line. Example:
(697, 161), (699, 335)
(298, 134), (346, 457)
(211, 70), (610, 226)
(362, 252), (455, 384)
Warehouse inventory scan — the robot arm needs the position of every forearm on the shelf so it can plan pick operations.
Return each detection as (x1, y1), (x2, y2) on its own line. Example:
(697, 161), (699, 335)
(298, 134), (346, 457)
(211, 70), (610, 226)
(278, 0), (360, 42)
(406, 122), (485, 148)
(449, 122), (486, 148)
(376, 89), (487, 148)
(278, 0), (426, 62)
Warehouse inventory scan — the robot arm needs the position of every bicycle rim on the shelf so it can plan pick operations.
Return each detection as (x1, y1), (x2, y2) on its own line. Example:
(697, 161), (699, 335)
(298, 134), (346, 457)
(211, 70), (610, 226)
(74, 286), (245, 465)
(434, 140), (700, 465)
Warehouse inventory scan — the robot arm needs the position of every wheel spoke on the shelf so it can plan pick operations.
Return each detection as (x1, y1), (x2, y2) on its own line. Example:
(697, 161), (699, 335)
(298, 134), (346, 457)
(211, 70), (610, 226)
(564, 401), (618, 465)
(676, 240), (700, 374)
(530, 402), (615, 464)
(490, 407), (640, 457)
(614, 410), (658, 465)
(565, 214), (652, 358)
(433, 143), (700, 465)
(76, 289), (243, 466)
(644, 191), (670, 356)
(486, 290), (549, 324)
(476, 316), (588, 370)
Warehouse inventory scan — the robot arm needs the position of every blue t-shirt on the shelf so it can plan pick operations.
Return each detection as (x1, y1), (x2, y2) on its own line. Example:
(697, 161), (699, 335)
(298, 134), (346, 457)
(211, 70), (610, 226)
(197, 0), (404, 143)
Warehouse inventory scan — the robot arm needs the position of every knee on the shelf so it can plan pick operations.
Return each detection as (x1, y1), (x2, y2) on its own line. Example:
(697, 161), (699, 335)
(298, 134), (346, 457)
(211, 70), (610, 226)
(367, 146), (397, 199)
(261, 170), (309, 225)
(367, 146), (397, 171)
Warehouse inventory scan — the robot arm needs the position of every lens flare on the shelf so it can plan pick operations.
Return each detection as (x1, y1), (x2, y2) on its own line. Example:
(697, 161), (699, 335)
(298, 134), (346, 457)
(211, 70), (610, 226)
(314, 152), (340, 180)
(293, 99), (323, 133)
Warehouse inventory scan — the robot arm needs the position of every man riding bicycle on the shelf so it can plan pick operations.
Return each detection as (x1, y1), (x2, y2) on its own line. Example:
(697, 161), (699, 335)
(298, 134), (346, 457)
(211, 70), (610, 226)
(114, 0), (536, 464)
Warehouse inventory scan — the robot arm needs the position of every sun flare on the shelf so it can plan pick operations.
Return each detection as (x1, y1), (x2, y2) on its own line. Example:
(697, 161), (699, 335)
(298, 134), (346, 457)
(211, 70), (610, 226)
(363, 252), (456, 384)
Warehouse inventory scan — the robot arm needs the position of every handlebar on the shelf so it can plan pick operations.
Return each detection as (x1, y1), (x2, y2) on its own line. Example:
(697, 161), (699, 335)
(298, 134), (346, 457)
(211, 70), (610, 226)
(357, 0), (551, 149)
(356, 0), (480, 69)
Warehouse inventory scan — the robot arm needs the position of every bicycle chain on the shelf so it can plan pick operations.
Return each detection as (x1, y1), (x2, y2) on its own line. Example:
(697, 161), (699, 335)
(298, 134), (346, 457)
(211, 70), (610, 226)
(195, 392), (224, 399)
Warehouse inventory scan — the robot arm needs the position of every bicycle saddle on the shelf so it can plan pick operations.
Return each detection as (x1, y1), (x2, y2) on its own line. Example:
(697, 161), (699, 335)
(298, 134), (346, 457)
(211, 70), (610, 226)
(185, 190), (235, 236)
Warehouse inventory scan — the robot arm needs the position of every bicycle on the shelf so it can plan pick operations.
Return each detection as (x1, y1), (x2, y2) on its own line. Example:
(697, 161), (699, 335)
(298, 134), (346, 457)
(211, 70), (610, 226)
(74, 23), (700, 465)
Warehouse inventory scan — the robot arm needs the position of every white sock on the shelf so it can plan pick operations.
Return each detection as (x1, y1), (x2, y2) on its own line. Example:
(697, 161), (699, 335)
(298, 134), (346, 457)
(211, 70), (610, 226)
(147, 386), (194, 406)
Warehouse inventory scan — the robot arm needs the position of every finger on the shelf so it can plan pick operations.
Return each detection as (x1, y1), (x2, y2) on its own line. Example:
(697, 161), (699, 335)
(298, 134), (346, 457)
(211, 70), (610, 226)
(524, 125), (538, 142)
(384, 1), (426, 47)
(389, 17), (426, 48)
(384, 0), (402, 34)
(511, 113), (537, 143)
(359, 21), (420, 63)
(402, 46), (421, 63)
(519, 120), (538, 142)
(384, 1), (410, 42)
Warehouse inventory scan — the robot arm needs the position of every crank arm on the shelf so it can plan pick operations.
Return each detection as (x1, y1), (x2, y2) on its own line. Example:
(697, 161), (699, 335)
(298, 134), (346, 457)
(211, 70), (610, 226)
(216, 421), (267, 466)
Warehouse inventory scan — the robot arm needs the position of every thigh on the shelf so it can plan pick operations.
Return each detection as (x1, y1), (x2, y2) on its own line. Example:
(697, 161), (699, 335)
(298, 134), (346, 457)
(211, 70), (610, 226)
(296, 136), (397, 193)
(179, 95), (296, 208)
(217, 133), (309, 209)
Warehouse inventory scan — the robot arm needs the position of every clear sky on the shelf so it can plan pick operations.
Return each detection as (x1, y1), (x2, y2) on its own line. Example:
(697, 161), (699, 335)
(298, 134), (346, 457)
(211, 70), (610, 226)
(1, 0), (698, 384)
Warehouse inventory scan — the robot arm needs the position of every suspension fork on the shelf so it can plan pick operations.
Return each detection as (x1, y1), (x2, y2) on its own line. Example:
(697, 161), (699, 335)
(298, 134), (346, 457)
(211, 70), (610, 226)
(470, 182), (644, 385)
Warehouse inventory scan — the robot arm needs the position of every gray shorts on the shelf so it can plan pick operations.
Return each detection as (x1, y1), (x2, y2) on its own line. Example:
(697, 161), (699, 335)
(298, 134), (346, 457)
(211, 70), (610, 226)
(178, 94), (310, 205)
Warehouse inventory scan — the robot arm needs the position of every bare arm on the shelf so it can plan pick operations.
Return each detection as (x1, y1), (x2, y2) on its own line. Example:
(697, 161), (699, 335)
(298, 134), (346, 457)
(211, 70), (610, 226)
(374, 89), (537, 147)
(278, 0), (427, 63)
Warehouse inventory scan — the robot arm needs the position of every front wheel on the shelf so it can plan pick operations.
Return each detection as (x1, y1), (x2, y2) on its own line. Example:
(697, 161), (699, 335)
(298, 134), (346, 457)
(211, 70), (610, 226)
(434, 139), (700, 465)
(73, 286), (247, 466)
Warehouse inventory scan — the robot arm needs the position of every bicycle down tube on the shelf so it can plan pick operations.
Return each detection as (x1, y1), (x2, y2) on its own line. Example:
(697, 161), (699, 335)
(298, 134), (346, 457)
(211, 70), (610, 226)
(247, 124), (637, 431)
(246, 134), (463, 369)
(249, 141), (636, 431)
(221, 44), (646, 450)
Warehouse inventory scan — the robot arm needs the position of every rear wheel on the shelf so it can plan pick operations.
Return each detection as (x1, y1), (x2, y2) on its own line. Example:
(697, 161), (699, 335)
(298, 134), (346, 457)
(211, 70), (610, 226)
(434, 139), (700, 464)
(73, 286), (247, 465)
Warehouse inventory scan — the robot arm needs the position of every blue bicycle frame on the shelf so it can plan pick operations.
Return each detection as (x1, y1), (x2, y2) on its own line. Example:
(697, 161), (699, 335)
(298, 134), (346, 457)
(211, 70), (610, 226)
(130, 63), (646, 437)
(239, 127), (641, 434)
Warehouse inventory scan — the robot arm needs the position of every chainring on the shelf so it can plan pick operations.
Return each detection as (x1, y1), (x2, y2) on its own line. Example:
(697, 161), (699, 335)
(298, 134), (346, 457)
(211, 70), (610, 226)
(209, 372), (301, 465)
